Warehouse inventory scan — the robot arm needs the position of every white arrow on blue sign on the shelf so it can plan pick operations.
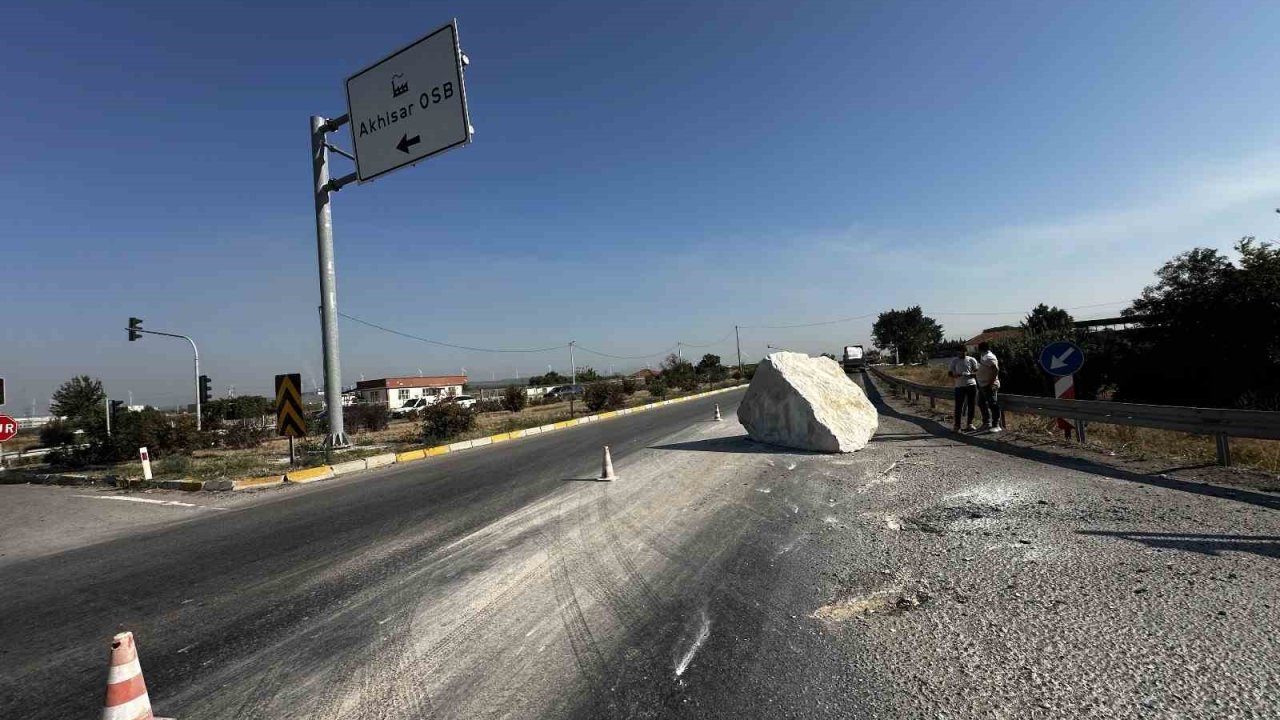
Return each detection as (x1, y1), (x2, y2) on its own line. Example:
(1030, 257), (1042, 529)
(1039, 341), (1085, 377)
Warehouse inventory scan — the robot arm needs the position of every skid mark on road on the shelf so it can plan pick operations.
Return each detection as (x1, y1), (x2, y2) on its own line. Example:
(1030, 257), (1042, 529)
(674, 610), (712, 678)
(544, 500), (609, 693)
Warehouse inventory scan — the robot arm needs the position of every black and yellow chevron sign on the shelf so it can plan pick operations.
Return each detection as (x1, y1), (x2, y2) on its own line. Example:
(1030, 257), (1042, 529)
(275, 373), (306, 437)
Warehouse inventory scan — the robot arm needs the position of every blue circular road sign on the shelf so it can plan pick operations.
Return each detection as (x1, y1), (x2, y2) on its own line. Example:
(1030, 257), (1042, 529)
(1039, 341), (1084, 376)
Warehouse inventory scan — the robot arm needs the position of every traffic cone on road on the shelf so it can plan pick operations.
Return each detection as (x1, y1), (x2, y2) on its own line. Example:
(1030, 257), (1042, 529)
(713, 404), (722, 421)
(102, 631), (155, 720)
(599, 446), (616, 481)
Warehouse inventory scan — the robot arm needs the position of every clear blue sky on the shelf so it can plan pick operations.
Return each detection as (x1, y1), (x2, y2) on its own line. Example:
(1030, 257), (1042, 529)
(4, 0), (1279, 411)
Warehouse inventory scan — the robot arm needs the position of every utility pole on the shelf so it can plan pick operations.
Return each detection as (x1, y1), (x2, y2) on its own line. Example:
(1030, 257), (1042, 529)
(104, 397), (111, 437)
(309, 115), (359, 449)
(735, 325), (743, 377)
(126, 318), (202, 430)
(568, 341), (577, 417)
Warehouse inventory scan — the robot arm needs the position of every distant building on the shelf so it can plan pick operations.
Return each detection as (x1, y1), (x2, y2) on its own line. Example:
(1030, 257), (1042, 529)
(964, 326), (1023, 354)
(354, 375), (468, 411)
(630, 369), (658, 382)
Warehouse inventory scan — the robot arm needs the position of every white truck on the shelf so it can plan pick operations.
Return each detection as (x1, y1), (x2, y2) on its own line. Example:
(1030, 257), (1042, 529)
(842, 345), (866, 373)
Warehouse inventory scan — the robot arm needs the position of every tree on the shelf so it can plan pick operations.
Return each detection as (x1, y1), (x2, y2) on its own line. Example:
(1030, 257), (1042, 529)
(51, 376), (106, 430)
(503, 384), (528, 412)
(871, 307), (944, 363)
(1120, 238), (1280, 408)
(820, 352), (837, 361)
(528, 371), (568, 387)
(576, 366), (601, 382)
(695, 353), (727, 383)
(583, 381), (625, 411)
(1022, 304), (1075, 335)
(661, 353), (698, 391)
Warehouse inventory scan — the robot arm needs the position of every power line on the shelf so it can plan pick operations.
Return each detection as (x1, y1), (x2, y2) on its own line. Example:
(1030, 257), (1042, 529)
(678, 329), (735, 349)
(738, 300), (1130, 328)
(929, 300), (1131, 317)
(576, 344), (678, 360)
(339, 312), (568, 354)
(739, 313), (877, 330)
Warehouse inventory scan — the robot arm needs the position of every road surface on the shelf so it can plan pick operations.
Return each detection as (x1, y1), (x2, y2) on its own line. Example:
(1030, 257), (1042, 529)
(1, 379), (1277, 718)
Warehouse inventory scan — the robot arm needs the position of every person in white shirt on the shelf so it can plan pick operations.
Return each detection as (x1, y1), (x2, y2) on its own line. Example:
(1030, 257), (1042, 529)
(975, 341), (1002, 432)
(947, 348), (980, 432)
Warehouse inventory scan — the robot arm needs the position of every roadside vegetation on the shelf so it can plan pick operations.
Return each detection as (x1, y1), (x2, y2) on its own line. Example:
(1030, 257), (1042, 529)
(866, 239), (1280, 477)
(15, 359), (743, 483)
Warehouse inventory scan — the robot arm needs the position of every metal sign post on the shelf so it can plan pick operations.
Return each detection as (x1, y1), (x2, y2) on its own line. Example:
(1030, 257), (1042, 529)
(1040, 341), (1085, 441)
(308, 19), (472, 449)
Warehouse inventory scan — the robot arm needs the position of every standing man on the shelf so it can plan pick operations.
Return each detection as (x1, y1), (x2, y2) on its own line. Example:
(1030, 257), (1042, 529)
(975, 341), (1002, 433)
(948, 347), (979, 432)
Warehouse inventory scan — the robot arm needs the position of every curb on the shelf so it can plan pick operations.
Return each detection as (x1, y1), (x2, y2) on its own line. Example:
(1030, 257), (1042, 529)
(287, 466), (335, 484)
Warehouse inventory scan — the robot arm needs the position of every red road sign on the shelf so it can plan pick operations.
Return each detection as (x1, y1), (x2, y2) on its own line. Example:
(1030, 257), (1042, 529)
(0, 414), (17, 442)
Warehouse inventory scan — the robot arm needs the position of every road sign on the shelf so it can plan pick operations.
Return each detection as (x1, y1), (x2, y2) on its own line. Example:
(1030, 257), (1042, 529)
(346, 20), (471, 183)
(0, 414), (17, 443)
(275, 374), (307, 437)
(1039, 340), (1084, 377)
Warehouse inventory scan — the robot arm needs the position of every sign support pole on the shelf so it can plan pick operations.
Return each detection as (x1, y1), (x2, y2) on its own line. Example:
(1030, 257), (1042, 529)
(311, 115), (353, 449)
(735, 325), (743, 378)
(568, 341), (576, 418)
(289, 436), (296, 467)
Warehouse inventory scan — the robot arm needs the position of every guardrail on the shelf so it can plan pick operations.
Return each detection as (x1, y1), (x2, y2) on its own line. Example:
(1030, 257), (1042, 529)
(866, 367), (1280, 467)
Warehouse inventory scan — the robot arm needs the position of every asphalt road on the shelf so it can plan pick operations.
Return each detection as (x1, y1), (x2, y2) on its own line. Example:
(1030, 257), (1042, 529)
(3, 378), (1278, 719)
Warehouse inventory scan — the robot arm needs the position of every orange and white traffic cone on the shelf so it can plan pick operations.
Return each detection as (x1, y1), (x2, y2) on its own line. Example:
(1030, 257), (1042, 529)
(102, 631), (157, 720)
(599, 446), (616, 481)
(713, 404), (722, 421)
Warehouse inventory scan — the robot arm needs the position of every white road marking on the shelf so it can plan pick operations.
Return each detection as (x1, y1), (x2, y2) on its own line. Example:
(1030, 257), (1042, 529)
(71, 495), (227, 510)
(675, 612), (712, 678)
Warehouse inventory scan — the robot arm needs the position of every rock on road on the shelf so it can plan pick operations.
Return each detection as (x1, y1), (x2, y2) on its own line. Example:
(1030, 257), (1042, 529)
(0, 380), (1277, 718)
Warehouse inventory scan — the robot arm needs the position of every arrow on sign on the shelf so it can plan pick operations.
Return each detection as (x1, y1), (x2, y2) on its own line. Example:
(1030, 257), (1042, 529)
(1049, 346), (1076, 370)
(396, 134), (421, 154)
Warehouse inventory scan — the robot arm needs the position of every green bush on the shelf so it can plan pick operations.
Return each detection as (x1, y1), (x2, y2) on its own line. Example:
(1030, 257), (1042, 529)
(351, 404), (390, 432)
(503, 385), (528, 412)
(648, 380), (668, 398)
(223, 424), (270, 449)
(39, 420), (77, 448)
(421, 403), (476, 443)
(620, 377), (638, 395)
(583, 381), (625, 412)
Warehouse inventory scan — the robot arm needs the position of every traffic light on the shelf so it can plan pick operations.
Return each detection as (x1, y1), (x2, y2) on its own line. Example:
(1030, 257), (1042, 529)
(128, 317), (143, 342)
(199, 375), (212, 404)
(110, 399), (125, 416)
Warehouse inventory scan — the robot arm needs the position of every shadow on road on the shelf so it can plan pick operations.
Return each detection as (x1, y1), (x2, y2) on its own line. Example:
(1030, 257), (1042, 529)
(650, 435), (820, 455)
(861, 373), (1280, 513)
(1078, 530), (1280, 559)
(869, 432), (935, 443)
(561, 477), (613, 483)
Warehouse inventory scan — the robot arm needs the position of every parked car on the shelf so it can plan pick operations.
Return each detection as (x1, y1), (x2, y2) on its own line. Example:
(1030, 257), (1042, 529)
(544, 385), (584, 401)
(391, 397), (435, 417)
(441, 394), (477, 409)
